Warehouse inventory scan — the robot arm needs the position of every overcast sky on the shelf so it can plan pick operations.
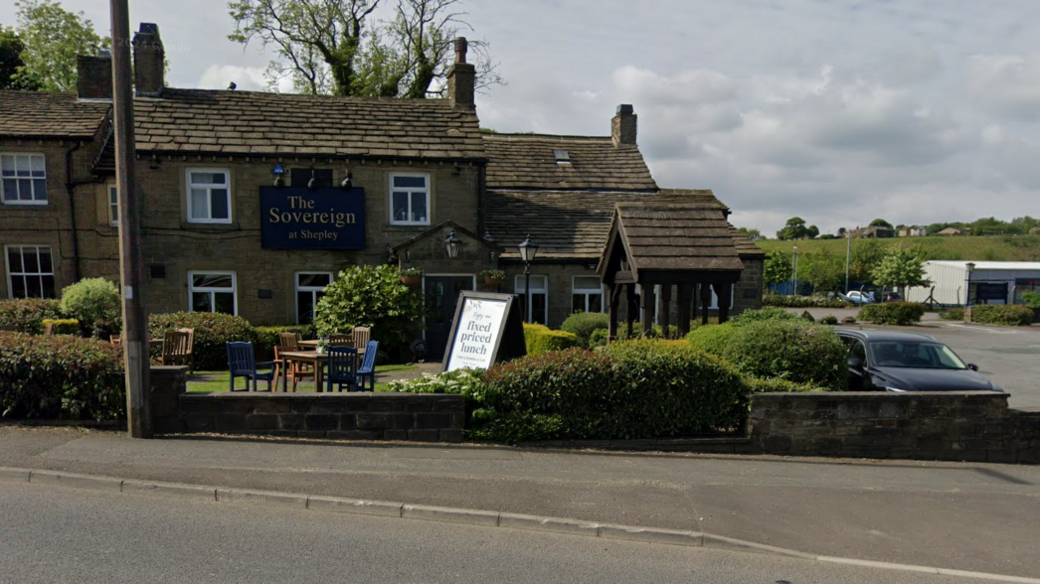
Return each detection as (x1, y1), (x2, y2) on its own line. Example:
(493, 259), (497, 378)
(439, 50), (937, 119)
(4, 1), (1038, 236)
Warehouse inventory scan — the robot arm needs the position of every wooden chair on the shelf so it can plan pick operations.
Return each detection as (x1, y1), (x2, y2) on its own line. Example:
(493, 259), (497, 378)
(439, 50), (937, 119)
(176, 327), (195, 373)
(226, 341), (276, 392)
(356, 340), (379, 391)
(274, 344), (315, 392)
(328, 333), (353, 347)
(278, 331), (300, 349)
(326, 346), (358, 392)
(110, 334), (122, 347)
(351, 326), (371, 356)
(161, 330), (192, 368)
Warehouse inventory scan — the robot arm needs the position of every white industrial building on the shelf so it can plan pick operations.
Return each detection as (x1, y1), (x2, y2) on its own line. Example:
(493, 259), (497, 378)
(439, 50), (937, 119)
(906, 261), (1040, 306)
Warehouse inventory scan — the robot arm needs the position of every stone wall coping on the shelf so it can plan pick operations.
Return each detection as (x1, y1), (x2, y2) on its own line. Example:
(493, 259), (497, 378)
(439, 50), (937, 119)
(181, 392), (457, 400)
(752, 391), (1007, 400)
(152, 366), (189, 373)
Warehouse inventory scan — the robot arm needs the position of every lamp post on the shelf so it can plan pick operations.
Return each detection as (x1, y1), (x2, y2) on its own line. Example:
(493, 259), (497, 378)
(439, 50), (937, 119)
(845, 228), (851, 293)
(518, 235), (538, 323)
(965, 262), (975, 307)
(792, 245), (799, 296)
(444, 229), (461, 259)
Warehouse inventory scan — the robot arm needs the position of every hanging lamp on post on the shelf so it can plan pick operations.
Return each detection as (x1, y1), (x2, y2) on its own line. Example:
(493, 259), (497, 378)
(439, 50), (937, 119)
(444, 229), (461, 258)
(518, 235), (539, 323)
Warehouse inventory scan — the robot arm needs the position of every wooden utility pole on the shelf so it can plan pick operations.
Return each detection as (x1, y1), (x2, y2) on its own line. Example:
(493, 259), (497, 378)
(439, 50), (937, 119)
(111, 0), (151, 438)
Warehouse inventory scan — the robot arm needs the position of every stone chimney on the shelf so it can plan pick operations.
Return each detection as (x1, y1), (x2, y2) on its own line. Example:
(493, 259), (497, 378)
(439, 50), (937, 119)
(132, 23), (164, 97)
(446, 37), (475, 109)
(76, 52), (112, 100)
(611, 104), (637, 147)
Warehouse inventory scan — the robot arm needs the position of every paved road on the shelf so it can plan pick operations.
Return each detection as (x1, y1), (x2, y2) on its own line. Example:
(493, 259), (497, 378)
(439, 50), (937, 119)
(0, 481), (996, 584)
(790, 307), (1040, 408)
(3, 427), (1039, 579)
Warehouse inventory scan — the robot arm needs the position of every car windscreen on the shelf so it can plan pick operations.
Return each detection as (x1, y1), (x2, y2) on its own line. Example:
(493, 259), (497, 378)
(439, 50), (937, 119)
(868, 341), (968, 369)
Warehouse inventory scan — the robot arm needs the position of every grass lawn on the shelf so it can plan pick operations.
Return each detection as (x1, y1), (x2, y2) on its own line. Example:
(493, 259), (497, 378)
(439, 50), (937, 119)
(187, 363), (418, 393)
(756, 234), (1040, 262)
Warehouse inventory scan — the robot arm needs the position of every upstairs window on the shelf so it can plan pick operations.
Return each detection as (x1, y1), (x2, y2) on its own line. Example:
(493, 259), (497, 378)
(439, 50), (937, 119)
(186, 169), (231, 223)
(1, 154), (47, 205)
(390, 173), (429, 225)
(6, 245), (55, 299)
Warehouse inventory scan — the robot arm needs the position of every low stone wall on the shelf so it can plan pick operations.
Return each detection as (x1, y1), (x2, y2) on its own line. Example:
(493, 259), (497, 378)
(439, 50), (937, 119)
(750, 392), (1039, 463)
(149, 366), (464, 442)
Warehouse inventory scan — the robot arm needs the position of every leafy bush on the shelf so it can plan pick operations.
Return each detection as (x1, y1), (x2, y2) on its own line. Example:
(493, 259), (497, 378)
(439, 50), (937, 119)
(42, 318), (80, 335)
(0, 298), (63, 334)
(149, 312), (256, 370)
(254, 325), (315, 351)
(746, 377), (828, 393)
(59, 278), (122, 338)
(714, 320), (846, 390)
(971, 305), (1034, 326)
(0, 332), (124, 420)
(858, 302), (926, 325)
(842, 316), (857, 324)
(560, 312), (609, 348)
(523, 323), (579, 355)
(762, 294), (847, 308)
(1021, 290), (1040, 309)
(820, 315), (838, 325)
(939, 307), (965, 321)
(386, 368), (497, 427)
(733, 307), (799, 324)
(589, 328), (608, 349)
(314, 265), (424, 353)
(685, 322), (739, 356)
(800, 310), (816, 322)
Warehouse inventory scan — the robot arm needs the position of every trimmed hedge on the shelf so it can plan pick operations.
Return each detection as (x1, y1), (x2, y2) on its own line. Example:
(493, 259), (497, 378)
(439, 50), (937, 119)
(733, 307), (800, 324)
(254, 324), (315, 351)
(747, 376), (828, 393)
(42, 318), (81, 335)
(939, 307), (965, 321)
(149, 312), (256, 370)
(858, 302), (926, 326)
(560, 312), (609, 348)
(0, 299), (63, 334)
(971, 305), (1034, 326)
(762, 294), (847, 308)
(0, 332), (125, 420)
(523, 323), (579, 355)
(685, 322), (739, 355)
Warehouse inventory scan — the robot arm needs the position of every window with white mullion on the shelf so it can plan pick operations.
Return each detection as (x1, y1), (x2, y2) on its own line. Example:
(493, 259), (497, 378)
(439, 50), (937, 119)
(515, 275), (549, 325)
(295, 272), (333, 324)
(389, 173), (430, 225)
(188, 271), (237, 315)
(571, 276), (604, 314)
(5, 245), (55, 299)
(186, 169), (231, 223)
(1, 153), (48, 204)
(109, 184), (119, 226)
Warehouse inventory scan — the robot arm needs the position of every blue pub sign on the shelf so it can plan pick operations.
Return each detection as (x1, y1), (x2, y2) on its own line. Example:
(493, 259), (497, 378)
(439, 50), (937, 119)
(260, 187), (366, 250)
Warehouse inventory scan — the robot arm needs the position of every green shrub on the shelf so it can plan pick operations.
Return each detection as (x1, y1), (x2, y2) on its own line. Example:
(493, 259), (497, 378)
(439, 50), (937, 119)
(523, 323), (579, 355)
(746, 377), (828, 393)
(386, 368), (497, 428)
(842, 316), (857, 324)
(734, 307), (799, 324)
(820, 315), (838, 325)
(762, 294), (847, 308)
(42, 318), (81, 335)
(971, 305), (1034, 326)
(254, 325), (315, 351)
(314, 265), (424, 353)
(560, 312), (609, 348)
(685, 322), (739, 356)
(717, 320), (846, 390)
(939, 307), (965, 321)
(1021, 291), (1040, 309)
(149, 312), (256, 370)
(588, 328), (608, 349)
(59, 278), (122, 338)
(858, 302), (926, 325)
(0, 332), (124, 420)
(0, 298), (63, 334)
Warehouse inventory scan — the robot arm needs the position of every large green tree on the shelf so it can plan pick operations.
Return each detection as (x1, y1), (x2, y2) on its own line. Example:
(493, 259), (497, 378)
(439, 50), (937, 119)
(849, 238), (886, 282)
(872, 247), (931, 296)
(14, 0), (108, 92)
(800, 249), (845, 293)
(228, 0), (501, 97)
(777, 217), (814, 240)
(0, 26), (39, 89)
(763, 250), (793, 289)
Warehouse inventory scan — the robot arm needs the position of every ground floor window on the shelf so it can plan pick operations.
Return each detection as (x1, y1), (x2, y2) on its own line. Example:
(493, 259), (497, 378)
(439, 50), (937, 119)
(515, 274), (548, 325)
(5, 245), (55, 298)
(572, 276), (603, 314)
(188, 271), (237, 315)
(295, 272), (332, 324)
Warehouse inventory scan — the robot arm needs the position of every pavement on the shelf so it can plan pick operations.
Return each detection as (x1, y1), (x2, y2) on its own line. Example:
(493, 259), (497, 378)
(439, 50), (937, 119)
(2, 426), (1039, 581)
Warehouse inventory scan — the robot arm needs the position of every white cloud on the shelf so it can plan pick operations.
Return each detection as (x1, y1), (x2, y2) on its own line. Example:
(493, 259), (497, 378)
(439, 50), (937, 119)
(966, 54), (1040, 121)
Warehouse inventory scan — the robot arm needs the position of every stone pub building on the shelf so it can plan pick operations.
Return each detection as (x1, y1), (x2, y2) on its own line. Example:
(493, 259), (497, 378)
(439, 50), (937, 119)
(0, 24), (763, 358)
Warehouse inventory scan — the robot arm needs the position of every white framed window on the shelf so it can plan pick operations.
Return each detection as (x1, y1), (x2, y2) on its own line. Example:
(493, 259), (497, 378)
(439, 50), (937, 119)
(389, 172), (430, 225)
(188, 271), (237, 315)
(572, 276), (603, 314)
(108, 184), (119, 226)
(1, 153), (47, 205)
(186, 169), (231, 223)
(5, 245), (55, 299)
(295, 272), (332, 325)
(515, 275), (548, 325)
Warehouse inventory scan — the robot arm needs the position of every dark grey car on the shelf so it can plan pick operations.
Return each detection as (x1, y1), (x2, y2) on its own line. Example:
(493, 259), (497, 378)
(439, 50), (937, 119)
(836, 329), (1004, 393)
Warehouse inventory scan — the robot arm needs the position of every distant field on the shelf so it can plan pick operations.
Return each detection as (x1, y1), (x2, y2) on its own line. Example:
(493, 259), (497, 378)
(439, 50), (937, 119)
(755, 235), (1040, 262)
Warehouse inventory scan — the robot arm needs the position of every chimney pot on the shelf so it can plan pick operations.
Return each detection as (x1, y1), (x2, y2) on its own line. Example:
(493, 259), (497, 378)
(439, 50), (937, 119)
(76, 54), (113, 101)
(447, 36), (475, 110)
(132, 22), (165, 97)
(454, 37), (468, 64)
(612, 104), (637, 147)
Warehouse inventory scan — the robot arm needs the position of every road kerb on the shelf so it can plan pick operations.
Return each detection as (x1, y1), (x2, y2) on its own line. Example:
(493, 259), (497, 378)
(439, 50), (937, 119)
(307, 495), (403, 518)
(121, 479), (217, 501)
(402, 503), (500, 527)
(703, 533), (817, 560)
(817, 556), (1040, 583)
(215, 487), (308, 509)
(0, 466), (31, 483)
(934, 568), (1040, 583)
(28, 470), (122, 492)
(498, 512), (601, 537)
(597, 524), (705, 547)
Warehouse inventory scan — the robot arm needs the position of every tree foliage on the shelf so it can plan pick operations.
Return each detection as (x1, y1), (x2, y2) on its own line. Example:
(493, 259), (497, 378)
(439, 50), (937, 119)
(872, 247), (931, 292)
(13, 0), (108, 92)
(776, 216), (818, 240)
(228, 0), (502, 97)
(800, 249), (844, 293)
(869, 218), (893, 229)
(313, 264), (424, 352)
(0, 26), (39, 90)
(763, 250), (792, 288)
(849, 238), (886, 282)
(736, 226), (763, 241)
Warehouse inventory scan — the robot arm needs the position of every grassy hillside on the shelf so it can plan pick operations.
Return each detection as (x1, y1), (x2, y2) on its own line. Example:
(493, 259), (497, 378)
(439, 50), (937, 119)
(756, 235), (1040, 262)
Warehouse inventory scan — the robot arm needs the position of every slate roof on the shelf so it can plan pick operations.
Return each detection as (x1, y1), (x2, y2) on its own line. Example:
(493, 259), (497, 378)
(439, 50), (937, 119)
(132, 89), (485, 159)
(483, 133), (657, 191)
(608, 202), (747, 273)
(0, 91), (110, 139)
(486, 189), (761, 261)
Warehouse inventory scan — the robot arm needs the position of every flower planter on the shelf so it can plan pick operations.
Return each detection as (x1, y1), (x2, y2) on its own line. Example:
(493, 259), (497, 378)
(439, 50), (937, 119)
(400, 274), (421, 286)
(484, 276), (503, 286)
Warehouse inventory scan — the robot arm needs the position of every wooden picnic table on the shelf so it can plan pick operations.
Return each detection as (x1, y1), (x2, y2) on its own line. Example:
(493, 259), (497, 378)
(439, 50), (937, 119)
(278, 350), (326, 392)
(299, 338), (365, 355)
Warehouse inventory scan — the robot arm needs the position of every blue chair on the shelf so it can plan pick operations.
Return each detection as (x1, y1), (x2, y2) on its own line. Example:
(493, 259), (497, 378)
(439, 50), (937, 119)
(356, 340), (379, 391)
(326, 346), (358, 392)
(226, 341), (276, 392)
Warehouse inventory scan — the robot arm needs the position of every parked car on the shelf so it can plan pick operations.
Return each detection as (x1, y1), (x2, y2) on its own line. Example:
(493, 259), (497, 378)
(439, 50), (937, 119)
(836, 330), (1004, 392)
(839, 290), (875, 305)
(883, 290), (902, 302)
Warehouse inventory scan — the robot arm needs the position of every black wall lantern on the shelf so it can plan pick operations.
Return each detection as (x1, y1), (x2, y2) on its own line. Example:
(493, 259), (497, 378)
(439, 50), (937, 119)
(444, 229), (461, 258)
(272, 163), (286, 187)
